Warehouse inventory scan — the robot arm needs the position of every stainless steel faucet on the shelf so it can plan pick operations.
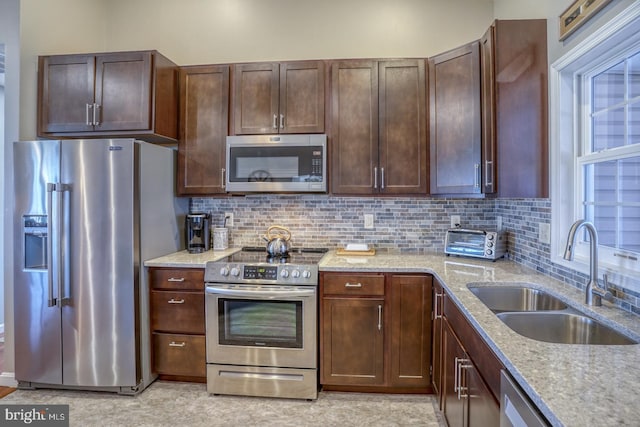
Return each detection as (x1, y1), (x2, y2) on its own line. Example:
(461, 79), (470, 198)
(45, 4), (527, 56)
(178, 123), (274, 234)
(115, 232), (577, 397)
(563, 220), (613, 306)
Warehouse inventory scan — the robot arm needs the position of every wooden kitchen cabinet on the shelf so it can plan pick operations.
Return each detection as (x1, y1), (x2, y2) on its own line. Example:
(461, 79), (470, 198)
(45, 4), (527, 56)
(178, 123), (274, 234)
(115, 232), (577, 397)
(480, 19), (548, 198)
(433, 279), (502, 425)
(149, 267), (206, 382)
(320, 272), (432, 392)
(232, 61), (325, 134)
(178, 64), (229, 195)
(428, 42), (482, 195)
(330, 59), (427, 195)
(38, 50), (178, 143)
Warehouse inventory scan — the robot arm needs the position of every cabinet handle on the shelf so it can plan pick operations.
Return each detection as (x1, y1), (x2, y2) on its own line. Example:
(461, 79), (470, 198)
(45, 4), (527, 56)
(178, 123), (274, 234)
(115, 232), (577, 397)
(168, 298), (185, 304)
(458, 359), (472, 399)
(381, 167), (385, 190)
(169, 341), (186, 347)
(454, 357), (460, 393)
(167, 277), (185, 282)
(344, 282), (363, 288)
(485, 160), (493, 189)
(474, 163), (480, 188)
(374, 167), (378, 189)
(221, 168), (226, 189)
(434, 292), (443, 319)
(273, 114), (278, 129)
(280, 114), (285, 129)
(85, 104), (92, 126)
(93, 103), (101, 126)
(377, 304), (382, 331)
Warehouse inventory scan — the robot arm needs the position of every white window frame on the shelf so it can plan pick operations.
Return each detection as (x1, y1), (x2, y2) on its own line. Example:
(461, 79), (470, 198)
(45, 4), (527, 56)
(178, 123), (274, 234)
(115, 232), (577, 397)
(550, 2), (640, 293)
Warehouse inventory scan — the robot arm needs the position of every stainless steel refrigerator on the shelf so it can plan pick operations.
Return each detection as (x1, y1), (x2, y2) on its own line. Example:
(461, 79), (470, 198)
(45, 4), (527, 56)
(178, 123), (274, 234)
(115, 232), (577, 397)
(13, 138), (188, 394)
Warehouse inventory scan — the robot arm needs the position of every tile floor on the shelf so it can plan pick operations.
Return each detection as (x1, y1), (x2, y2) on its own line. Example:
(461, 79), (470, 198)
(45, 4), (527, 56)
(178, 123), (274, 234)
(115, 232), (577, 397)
(0, 381), (446, 426)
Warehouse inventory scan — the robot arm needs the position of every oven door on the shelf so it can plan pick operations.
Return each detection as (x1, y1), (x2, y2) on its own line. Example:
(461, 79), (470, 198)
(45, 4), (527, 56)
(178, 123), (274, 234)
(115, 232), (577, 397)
(205, 284), (317, 369)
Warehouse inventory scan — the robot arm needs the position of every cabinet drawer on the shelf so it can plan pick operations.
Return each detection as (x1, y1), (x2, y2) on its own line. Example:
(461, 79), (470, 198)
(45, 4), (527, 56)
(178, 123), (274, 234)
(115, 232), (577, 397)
(150, 268), (204, 291)
(153, 332), (206, 378)
(322, 274), (385, 296)
(151, 291), (205, 334)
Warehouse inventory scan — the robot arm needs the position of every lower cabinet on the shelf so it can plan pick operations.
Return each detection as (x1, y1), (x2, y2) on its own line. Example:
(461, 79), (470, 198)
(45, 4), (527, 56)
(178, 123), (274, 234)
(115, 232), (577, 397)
(320, 272), (432, 392)
(149, 267), (206, 382)
(433, 278), (502, 426)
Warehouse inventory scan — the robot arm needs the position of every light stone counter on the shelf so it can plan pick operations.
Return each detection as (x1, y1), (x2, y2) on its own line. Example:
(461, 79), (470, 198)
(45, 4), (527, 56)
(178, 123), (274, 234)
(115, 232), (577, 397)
(319, 251), (640, 427)
(144, 248), (241, 268)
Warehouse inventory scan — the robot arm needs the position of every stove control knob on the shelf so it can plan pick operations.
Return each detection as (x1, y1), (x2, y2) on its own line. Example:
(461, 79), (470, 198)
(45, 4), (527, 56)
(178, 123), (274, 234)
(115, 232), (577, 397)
(280, 269), (290, 278)
(219, 267), (230, 276)
(302, 270), (312, 279)
(230, 267), (240, 277)
(292, 269), (301, 279)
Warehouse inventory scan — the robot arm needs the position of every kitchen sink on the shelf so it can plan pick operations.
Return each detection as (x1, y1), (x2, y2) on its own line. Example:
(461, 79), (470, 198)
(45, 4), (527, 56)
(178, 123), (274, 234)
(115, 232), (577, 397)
(468, 285), (568, 312)
(467, 284), (638, 345)
(497, 312), (638, 345)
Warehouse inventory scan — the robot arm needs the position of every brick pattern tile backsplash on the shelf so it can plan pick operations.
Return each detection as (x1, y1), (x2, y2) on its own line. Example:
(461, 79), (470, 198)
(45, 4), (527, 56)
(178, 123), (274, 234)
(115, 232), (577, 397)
(192, 196), (639, 313)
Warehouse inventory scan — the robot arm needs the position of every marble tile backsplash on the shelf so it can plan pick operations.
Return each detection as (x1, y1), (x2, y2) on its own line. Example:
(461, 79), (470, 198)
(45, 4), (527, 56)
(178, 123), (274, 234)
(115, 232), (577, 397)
(192, 196), (639, 314)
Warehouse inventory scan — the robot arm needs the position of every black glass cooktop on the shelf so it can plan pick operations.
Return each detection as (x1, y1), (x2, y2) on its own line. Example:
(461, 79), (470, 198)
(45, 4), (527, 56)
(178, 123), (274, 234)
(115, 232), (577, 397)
(224, 247), (328, 265)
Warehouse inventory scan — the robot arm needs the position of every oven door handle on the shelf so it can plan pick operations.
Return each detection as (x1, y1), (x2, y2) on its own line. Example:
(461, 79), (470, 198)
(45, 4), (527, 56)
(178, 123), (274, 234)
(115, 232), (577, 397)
(206, 286), (315, 298)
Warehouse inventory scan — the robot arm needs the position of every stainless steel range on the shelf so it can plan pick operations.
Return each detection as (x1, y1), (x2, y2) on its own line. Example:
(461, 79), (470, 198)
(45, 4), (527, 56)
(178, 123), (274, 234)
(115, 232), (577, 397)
(204, 247), (327, 400)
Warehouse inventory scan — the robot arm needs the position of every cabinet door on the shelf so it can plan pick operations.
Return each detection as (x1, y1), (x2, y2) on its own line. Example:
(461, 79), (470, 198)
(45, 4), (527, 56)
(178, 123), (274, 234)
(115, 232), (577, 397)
(442, 321), (467, 427)
(429, 42), (481, 195)
(466, 362), (500, 427)
(432, 280), (444, 404)
(38, 54), (95, 133)
(330, 60), (379, 194)
(94, 51), (152, 131)
(232, 62), (279, 134)
(480, 26), (496, 194)
(153, 332), (206, 378)
(321, 297), (384, 385)
(280, 61), (325, 133)
(389, 274), (432, 387)
(379, 60), (428, 194)
(178, 65), (230, 195)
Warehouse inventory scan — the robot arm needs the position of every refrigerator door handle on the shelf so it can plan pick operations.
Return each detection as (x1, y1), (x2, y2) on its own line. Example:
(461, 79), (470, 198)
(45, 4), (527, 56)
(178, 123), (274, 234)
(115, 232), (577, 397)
(55, 183), (71, 306)
(46, 183), (57, 307)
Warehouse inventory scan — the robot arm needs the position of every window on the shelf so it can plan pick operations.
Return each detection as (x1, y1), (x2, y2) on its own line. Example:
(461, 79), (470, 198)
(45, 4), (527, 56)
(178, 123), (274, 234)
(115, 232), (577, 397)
(579, 52), (640, 255)
(551, 3), (640, 289)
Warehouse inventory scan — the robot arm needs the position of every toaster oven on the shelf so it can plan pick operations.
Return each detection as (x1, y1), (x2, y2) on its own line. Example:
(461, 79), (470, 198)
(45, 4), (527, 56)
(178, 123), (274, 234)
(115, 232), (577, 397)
(445, 228), (506, 260)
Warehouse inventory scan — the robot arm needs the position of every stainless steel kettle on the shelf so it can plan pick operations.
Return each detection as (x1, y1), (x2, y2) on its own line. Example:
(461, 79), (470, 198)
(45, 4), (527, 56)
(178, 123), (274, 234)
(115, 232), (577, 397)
(262, 225), (292, 256)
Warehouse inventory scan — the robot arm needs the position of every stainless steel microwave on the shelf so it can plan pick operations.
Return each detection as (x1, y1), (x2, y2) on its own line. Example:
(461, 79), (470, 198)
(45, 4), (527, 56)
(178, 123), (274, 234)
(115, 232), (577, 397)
(445, 228), (506, 260)
(225, 134), (327, 193)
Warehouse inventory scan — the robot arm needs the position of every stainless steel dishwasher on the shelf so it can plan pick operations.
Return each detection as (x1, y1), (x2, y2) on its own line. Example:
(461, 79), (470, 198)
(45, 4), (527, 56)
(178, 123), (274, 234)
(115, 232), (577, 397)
(500, 370), (549, 427)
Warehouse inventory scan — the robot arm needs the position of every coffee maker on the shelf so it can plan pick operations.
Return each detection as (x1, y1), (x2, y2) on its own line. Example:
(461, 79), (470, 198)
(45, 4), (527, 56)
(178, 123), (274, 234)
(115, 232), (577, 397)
(185, 213), (210, 253)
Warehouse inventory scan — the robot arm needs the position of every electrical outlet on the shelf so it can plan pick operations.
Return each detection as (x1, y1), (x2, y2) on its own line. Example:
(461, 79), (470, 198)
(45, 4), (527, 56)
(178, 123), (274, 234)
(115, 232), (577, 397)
(451, 215), (461, 228)
(224, 212), (234, 227)
(364, 214), (374, 229)
(539, 223), (550, 244)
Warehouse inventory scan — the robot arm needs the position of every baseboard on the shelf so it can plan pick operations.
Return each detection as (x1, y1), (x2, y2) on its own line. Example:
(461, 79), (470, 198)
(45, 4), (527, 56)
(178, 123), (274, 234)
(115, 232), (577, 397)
(0, 372), (18, 388)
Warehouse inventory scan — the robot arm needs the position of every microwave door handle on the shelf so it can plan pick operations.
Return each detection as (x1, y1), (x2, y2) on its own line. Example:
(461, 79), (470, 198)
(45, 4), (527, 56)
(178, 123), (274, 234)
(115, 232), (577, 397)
(206, 286), (315, 298)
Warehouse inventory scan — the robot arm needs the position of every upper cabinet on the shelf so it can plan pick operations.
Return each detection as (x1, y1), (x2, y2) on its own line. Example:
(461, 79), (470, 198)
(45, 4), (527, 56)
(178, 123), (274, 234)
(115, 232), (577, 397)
(178, 65), (230, 196)
(232, 61), (325, 135)
(38, 51), (178, 144)
(428, 42), (481, 195)
(330, 59), (427, 195)
(481, 19), (548, 198)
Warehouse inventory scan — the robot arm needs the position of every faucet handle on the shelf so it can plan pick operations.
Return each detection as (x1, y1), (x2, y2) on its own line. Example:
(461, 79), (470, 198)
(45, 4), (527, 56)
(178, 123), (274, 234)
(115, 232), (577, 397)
(595, 274), (614, 303)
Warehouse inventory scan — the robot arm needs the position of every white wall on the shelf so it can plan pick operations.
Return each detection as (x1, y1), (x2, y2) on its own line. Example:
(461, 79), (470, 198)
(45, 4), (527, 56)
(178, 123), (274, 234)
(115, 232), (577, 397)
(1, 0), (20, 382)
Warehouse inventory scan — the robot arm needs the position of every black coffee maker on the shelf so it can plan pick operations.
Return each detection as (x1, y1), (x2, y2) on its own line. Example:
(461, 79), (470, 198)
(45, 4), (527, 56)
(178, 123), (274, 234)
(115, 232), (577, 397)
(186, 213), (210, 253)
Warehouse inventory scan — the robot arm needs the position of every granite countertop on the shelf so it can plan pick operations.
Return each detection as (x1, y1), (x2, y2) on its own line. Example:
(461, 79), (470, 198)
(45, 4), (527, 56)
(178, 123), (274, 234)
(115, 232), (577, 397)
(319, 251), (640, 427)
(144, 248), (640, 426)
(144, 248), (240, 268)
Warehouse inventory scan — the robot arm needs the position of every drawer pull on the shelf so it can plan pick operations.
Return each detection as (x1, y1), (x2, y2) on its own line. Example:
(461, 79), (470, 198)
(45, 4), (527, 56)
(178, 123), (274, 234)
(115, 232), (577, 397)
(344, 282), (363, 288)
(168, 298), (185, 304)
(169, 341), (186, 348)
(167, 277), (185, 282)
